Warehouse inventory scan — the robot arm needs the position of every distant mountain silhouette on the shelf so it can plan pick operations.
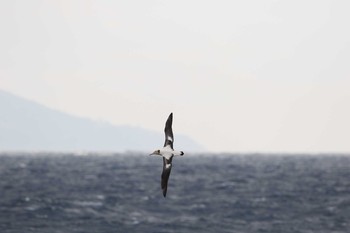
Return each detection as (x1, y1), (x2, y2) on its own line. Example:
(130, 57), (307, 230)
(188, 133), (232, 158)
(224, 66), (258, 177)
(0, 90), (202, 152)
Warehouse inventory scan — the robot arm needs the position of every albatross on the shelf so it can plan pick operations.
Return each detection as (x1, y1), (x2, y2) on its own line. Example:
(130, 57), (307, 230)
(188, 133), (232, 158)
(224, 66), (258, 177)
(150, 112), (184, 197)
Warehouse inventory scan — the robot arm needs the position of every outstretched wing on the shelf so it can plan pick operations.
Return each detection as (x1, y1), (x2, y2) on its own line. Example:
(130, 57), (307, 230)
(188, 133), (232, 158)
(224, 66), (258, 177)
(163, 113), (174, 149)
(161, 157), (172, 197)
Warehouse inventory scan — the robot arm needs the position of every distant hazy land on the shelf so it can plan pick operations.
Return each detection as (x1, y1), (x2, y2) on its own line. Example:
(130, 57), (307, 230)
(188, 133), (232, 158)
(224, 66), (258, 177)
(0, 90), (202, 152)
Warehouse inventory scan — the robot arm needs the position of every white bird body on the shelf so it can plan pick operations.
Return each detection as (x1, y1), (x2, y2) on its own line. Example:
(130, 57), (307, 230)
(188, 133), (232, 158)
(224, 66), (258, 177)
(159, 145), (183, 160)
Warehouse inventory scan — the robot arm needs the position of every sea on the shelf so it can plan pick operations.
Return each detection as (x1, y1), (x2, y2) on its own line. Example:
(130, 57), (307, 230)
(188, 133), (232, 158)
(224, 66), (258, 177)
(0, 152), (349, 233)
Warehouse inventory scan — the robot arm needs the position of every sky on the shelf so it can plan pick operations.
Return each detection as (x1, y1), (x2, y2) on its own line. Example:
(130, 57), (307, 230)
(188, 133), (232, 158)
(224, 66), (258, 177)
(1, 0), (350, 153)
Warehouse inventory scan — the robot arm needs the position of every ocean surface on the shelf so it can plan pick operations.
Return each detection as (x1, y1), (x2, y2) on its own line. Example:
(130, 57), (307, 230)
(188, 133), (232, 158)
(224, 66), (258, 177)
(0, 153), (349, 233)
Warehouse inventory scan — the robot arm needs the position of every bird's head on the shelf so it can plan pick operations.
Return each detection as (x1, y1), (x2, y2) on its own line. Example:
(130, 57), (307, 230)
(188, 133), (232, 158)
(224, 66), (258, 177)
(150, 149), (161, 156)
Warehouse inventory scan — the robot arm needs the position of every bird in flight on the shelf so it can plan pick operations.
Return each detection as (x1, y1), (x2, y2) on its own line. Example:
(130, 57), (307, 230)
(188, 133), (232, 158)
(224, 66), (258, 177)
(150, 113), (184, 197)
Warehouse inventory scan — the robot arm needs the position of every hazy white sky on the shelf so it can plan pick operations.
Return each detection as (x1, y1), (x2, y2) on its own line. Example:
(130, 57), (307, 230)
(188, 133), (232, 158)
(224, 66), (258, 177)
(1, 0), (350, 152)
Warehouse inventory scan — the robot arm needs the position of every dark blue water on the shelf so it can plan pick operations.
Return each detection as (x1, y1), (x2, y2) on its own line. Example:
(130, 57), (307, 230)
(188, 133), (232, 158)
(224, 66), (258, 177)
(0, 153), (349, 233)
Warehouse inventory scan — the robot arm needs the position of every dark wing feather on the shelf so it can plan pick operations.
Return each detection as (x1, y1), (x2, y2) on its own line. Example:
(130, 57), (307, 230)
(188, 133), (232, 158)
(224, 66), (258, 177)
(163, 113), (174, 149)
(161, 157), (172, 197)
